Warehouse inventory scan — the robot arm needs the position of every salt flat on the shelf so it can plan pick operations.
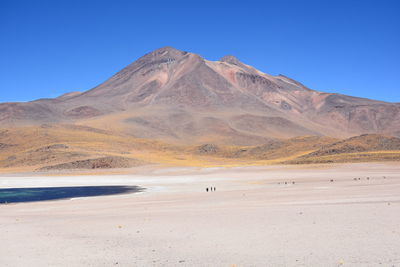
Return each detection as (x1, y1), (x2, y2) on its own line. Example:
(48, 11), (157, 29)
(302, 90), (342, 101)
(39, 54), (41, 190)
(1, 163), (400, 267)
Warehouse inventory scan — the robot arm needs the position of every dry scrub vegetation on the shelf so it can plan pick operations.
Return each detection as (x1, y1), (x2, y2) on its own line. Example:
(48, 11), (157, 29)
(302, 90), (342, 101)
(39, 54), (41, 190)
(0, 125), (399, 173)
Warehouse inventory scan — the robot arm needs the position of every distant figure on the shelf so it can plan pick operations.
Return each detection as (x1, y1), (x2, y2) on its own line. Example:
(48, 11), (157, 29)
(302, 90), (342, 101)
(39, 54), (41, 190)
(206, 188), (209, 192)
(292, 181), (295, 184)
(214, 187), (216, 191)
(330, 179), (334, 182)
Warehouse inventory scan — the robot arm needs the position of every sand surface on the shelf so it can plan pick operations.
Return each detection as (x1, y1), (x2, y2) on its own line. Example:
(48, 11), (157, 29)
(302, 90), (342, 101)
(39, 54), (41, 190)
(1, 163), (400, 266)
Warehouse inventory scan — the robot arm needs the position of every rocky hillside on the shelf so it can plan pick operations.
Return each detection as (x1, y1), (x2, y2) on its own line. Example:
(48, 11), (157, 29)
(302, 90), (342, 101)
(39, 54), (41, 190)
(0, 47), (399, 146)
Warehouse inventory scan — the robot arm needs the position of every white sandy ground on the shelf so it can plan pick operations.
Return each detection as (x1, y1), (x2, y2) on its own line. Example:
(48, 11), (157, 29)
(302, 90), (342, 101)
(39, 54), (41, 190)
(1, 163), (400, 267)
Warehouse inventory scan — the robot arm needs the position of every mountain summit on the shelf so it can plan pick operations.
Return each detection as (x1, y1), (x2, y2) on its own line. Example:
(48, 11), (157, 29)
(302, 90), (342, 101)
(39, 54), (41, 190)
(220, 55), (242, 65)
(0, 47), (399, 145)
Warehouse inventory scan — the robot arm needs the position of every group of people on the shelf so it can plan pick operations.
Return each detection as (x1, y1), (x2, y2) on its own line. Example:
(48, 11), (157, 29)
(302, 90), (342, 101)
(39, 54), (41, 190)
(206, 187), (216, 192)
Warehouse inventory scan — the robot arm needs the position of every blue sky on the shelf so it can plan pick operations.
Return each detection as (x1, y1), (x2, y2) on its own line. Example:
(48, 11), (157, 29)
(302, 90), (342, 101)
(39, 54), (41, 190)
(1, 0), (399, 102)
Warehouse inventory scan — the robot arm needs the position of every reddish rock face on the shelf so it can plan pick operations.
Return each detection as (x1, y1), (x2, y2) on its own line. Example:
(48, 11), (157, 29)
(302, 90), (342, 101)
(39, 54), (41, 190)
(0, 46), (399, 144)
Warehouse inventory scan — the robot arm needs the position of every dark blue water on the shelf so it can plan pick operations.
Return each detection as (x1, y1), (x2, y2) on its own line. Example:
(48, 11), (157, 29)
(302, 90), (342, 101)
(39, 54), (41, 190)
(0, 185), (144, 204)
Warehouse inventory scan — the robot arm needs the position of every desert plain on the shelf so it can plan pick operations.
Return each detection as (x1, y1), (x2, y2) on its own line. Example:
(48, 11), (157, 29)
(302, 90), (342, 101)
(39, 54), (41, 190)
(1, 162), (399, 267)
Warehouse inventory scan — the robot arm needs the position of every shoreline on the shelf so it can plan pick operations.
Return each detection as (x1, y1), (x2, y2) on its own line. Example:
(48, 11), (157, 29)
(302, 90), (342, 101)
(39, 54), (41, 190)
(1, 162), (399, 266)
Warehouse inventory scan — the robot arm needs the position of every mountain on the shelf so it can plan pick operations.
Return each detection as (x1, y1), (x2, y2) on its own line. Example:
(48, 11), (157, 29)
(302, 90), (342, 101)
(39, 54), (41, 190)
(1, 46), (400, 145)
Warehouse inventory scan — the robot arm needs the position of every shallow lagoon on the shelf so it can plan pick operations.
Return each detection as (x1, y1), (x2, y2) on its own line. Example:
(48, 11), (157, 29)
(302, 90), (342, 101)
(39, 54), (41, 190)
(0, 185), (144, 204)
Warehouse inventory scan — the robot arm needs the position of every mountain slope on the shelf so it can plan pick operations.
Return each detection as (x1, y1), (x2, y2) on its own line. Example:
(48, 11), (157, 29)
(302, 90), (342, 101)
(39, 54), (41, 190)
(1, 124), (398, 173)
(284, 134), (400, 164)
(1, 46), (399, 145)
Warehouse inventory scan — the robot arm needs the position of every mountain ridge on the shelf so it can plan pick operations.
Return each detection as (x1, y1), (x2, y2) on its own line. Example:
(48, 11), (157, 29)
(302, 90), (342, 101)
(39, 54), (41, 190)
(1, 46), (399, 145)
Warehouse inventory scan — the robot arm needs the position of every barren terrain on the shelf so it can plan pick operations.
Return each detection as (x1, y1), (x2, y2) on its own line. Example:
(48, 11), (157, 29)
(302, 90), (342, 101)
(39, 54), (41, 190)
(1, 47), (400, 171)
(1, 163), (399, 266)
(1, 124), (400, 173)
(1, 47), (400, 147)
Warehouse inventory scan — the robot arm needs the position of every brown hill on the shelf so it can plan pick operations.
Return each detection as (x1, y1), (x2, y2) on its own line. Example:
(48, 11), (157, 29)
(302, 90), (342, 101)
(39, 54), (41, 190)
(0, 124), (399, 172)
(285, 134), (400, 164)
(39, 156), (145, 171)
(306, 134), (400, 156)
(0, 47), (399, 146)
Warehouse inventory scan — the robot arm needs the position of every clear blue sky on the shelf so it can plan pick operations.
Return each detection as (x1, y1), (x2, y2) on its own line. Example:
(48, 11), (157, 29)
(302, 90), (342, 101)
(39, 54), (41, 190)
(1, 0), (399, 103)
